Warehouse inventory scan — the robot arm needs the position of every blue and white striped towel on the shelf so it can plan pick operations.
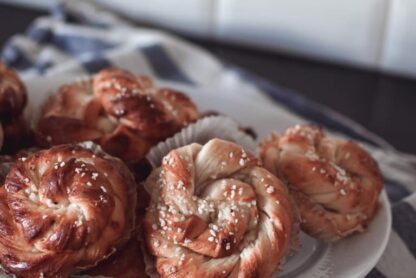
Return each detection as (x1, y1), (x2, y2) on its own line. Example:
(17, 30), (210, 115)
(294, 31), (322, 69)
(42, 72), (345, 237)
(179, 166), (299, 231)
(2, 1), (416, 277)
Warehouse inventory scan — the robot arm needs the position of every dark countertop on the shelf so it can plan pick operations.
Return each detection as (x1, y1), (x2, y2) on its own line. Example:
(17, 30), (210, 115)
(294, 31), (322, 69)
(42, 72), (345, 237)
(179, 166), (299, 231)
(1, 3), (415, 154)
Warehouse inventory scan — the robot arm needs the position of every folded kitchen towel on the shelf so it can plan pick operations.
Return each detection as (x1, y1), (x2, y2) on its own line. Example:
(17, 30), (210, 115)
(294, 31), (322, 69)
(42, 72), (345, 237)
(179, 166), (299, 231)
(1, 1), (416, 277)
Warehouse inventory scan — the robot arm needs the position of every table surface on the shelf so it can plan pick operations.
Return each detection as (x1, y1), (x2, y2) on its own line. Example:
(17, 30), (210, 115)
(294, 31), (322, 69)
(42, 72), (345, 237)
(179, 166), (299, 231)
(1, 3), (415, 154)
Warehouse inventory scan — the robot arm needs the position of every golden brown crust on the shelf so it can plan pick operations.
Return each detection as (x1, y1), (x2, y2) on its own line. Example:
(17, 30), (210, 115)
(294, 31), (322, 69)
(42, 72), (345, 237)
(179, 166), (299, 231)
(0, 143), (137, 277)
(144, 139), (295, 278)
(37, 68), (199, 163)
(259, 124), (383, 242)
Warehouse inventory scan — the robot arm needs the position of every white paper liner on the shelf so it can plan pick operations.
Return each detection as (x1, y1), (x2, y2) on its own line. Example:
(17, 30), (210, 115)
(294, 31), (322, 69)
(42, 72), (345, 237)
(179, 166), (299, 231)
(146, 115), (257, 168)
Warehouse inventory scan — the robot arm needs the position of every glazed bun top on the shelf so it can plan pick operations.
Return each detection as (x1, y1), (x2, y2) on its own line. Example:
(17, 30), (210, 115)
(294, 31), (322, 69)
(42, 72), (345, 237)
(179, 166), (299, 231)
(37, 67), (199, 163)
(144, 138), (296, 277)
(0, 142), (137, 277)
(260, 124), (383, 241)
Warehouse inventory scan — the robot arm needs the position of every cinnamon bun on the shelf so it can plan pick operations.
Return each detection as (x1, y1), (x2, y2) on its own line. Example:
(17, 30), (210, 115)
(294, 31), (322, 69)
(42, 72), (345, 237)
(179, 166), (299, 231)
(259, 124), (383, 242)
(0, 143), (137, 277)
(144, 138), (295, 277)
(36, 68), (199, 163)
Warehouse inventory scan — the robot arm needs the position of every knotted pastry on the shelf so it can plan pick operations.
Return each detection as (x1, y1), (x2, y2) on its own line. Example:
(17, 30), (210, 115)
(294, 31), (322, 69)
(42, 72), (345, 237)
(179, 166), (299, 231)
(0, 62), (29, 153)
(259, 124), (383, 242)
(144, 139), (295, 277)
(36, 68), (199, 163)
(0, 143), (137, 277)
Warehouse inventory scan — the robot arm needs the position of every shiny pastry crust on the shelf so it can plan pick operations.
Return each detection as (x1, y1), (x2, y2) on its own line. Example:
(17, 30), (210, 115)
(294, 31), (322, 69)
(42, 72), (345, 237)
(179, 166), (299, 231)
(144, 139), (295, 277)
(0, 143), (137, 277)
(0, 62), (27, 119)
(259, 124), (383, 242)
(37, 68), (199, 162)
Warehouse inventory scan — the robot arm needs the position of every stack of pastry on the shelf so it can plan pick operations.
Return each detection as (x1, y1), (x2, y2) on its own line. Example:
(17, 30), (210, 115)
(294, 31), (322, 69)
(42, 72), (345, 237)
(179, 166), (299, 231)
(0, 64), (383, 277)
(0, 66), (201, 277)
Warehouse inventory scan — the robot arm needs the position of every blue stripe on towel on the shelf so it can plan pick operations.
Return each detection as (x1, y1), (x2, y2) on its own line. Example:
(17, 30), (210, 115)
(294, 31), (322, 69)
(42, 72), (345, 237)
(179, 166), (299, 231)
(231, 66), (381, 147)
(27, 27), (53, 44)
(50, 3), (87, 25)
(1, 44), (33, 71)
(52, 34), (116, 57)
(35, 60), (54, 74)
(28, 27), (117, 57)
(141, 44), (193, 84)
(51, 3), (78, 23)
(385, 179), (411, 203)
(392, 202), (416, 257)
(50, 3), (109, 28)
(80, 55), (112, 73)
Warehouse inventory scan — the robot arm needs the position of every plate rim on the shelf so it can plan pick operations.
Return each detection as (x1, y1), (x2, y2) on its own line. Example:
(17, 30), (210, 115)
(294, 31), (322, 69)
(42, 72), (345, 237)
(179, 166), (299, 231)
(357, 190), (391, 278)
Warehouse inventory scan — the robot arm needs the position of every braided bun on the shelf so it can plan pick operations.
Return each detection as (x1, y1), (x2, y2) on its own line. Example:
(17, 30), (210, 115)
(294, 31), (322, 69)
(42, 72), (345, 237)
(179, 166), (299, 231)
(144, 139), (295, 277)
(0, 143), (137, 277)
(37, 68), (199, 163)
(260, 125), (383, 242)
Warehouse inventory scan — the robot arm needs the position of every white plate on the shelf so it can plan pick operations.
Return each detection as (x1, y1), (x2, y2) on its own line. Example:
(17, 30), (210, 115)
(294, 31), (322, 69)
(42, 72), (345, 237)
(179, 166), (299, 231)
(24, 75), (392, 278)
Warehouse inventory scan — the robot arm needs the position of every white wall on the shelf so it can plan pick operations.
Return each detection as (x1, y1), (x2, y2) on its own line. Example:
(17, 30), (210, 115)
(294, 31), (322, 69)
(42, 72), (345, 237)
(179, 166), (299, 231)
(3, 0), (416, 78)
